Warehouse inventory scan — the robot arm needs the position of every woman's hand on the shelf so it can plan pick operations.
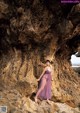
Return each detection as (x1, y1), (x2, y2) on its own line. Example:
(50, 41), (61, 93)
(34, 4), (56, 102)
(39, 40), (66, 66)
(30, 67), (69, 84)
(51, 78), (53, 81)
(37, 78), (40, 82)
(38, 62), (46, 67)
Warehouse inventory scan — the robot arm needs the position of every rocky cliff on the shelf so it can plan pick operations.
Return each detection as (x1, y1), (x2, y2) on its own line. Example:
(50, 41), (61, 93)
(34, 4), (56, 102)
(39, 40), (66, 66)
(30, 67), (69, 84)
(0, 0), (80, 113)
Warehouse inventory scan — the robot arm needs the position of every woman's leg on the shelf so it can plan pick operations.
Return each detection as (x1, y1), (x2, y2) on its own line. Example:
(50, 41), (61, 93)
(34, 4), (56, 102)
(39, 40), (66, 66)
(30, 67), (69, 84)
(35, 78), (47, 102)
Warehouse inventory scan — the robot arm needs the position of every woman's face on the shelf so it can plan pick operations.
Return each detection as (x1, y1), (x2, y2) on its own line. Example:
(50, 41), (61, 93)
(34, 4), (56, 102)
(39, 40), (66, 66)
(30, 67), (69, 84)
(46, 61), (50, 66)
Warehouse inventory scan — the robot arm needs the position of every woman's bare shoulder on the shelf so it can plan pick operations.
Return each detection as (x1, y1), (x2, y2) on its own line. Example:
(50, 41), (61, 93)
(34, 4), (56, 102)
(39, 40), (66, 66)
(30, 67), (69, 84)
(50, 65), (53, 69)
(43, 66), (48, 71)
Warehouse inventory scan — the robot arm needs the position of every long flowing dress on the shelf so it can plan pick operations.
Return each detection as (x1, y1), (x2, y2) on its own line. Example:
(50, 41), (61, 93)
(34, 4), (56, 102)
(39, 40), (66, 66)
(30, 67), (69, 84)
(37, 70), (52, 100)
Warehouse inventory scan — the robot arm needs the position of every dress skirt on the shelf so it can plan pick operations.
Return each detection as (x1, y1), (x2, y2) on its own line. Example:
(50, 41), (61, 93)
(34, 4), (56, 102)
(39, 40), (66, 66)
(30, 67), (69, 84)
(37, 70), (52, 100)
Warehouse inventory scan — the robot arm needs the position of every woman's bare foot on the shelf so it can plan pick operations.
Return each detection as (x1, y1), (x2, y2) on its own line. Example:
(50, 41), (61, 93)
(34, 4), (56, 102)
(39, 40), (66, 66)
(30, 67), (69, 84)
(46, 99), (50, 104)
(34, 97), (38, 103)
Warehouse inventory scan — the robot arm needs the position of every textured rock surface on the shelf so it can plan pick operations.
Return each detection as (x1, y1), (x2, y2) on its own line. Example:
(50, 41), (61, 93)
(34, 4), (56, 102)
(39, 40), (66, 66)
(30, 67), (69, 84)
(0, 0), (80, 113)
(0, 89), (80, 113)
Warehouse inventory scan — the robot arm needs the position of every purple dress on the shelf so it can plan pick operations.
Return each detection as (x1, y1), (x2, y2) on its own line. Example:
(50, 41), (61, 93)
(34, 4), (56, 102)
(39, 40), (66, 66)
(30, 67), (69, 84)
(37, 70), (52, 100)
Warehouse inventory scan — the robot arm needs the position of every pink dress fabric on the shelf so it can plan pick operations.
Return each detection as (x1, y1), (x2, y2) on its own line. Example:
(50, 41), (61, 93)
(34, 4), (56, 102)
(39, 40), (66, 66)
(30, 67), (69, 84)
(37, 70), (52, 100)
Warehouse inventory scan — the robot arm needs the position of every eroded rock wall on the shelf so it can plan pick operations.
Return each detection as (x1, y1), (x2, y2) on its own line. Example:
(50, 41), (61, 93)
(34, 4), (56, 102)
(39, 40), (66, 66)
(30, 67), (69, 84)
(0, 0), (80, 113)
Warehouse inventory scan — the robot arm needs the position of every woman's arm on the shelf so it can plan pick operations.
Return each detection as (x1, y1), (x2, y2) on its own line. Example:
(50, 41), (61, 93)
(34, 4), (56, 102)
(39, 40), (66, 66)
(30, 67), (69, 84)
(51, 73), (53, 81)
(38, 62), (47, 67)
(37, 67), (47, 81)
(51, 67), (54, 81)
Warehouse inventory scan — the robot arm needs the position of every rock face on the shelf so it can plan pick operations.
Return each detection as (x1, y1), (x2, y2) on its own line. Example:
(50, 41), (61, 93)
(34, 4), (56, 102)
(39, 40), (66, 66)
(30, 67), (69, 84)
(0, 0), (80, 113)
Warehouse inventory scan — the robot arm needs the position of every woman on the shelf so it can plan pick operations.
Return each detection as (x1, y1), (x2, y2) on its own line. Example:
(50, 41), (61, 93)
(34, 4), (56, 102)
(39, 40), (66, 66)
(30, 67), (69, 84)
(35, 60), (53, 103)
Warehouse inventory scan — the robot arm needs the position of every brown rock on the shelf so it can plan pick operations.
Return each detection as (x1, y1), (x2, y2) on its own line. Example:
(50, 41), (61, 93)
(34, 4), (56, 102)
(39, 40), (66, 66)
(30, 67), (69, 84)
(0, 0), (80, 113)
